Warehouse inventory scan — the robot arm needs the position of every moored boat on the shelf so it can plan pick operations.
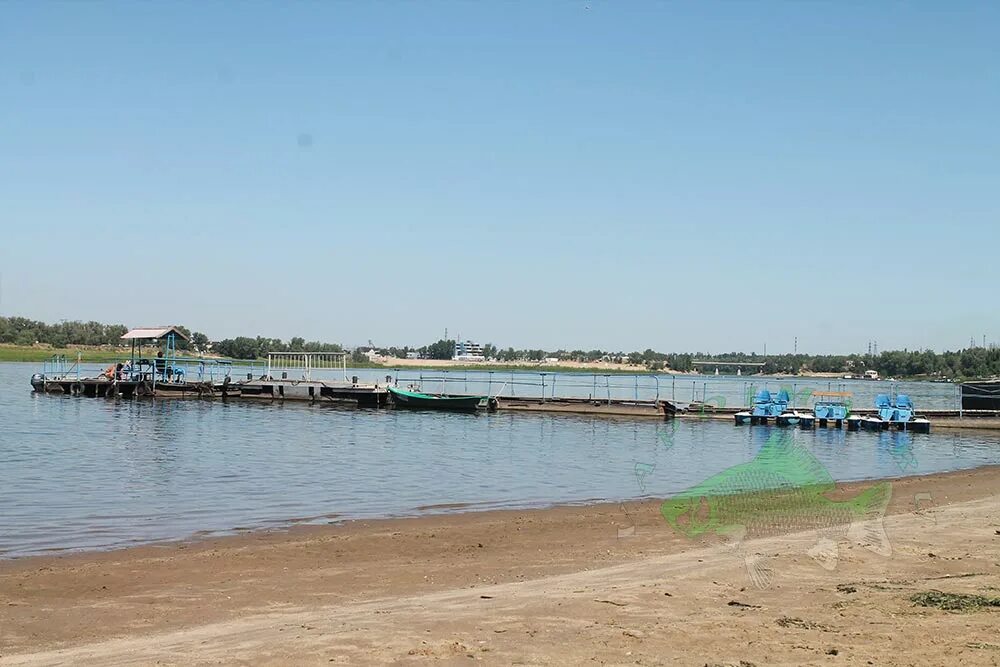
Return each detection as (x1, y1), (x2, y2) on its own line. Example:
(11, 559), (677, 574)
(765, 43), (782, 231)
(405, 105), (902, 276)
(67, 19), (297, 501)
(803, 391), (853, 429)
(388, 386), (485, 411)
(735, 389), (792, 425)
(861, 394), (930, 432)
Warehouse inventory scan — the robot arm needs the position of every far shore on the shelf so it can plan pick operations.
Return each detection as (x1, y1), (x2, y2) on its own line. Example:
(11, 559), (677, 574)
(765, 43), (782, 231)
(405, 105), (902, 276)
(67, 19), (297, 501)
(0, 344), (970, 381)
(1, 465), (998, 665)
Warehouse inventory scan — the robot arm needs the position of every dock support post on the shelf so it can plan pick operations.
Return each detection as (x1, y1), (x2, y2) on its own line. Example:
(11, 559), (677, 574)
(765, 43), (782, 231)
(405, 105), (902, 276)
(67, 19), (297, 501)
(672, 375), (675, 401)
(540, 373), (545, 403)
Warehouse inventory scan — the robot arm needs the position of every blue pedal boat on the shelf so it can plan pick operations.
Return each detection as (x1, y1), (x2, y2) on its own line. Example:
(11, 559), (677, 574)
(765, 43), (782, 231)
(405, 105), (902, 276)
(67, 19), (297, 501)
(862, 393), (930, 432)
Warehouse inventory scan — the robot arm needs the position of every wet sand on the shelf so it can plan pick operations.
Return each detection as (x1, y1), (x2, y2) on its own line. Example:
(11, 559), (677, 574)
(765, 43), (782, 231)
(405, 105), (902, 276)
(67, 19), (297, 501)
(1, 466), (999, 666)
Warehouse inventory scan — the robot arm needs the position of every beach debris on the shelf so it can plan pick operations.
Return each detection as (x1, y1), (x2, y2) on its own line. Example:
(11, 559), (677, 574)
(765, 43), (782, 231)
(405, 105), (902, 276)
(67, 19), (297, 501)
(826, 648), (839, 655)
(836, 584), (857, 594)
(911, 590), (1000, 612)
(965, 642), (1000, 651)
(479, 595), (494, 599)
(776, 617), (829, 630)
(660, 433), (892, 588)
(594, 599), (628, 606)
(727, 600), (761, 609)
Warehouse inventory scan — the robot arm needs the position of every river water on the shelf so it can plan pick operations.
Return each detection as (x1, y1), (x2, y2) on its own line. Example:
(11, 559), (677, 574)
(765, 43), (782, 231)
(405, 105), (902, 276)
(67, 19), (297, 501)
(1, 361), (997, 558)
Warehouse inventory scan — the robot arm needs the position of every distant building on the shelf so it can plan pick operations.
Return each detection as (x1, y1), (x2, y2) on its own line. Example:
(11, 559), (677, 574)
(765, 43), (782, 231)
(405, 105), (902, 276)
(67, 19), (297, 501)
(406, 351), (421, 359)
(453, 340), (486, 362)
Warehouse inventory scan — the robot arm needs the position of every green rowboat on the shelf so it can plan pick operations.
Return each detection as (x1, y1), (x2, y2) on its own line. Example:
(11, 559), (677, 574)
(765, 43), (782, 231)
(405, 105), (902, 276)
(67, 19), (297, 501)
(388, 386), (485, 411)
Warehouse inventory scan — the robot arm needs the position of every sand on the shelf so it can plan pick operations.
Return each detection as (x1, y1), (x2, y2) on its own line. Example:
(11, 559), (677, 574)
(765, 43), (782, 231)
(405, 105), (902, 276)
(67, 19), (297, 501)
(1, 467), (999, 666)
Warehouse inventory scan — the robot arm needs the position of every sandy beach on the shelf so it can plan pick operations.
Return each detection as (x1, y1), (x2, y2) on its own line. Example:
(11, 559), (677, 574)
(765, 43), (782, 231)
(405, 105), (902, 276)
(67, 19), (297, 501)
(1, 466), (998, 666)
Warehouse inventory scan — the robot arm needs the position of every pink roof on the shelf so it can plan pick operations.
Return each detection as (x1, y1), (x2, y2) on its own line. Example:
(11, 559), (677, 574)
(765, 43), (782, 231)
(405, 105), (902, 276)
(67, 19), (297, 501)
(120, 326), (189, 341)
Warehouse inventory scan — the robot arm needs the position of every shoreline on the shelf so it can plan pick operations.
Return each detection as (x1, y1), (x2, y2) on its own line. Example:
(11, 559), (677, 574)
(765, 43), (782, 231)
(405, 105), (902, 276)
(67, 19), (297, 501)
(2, 464), (998, 664)
(0, 351), (982, 382)
(5, 461), (1000, 564)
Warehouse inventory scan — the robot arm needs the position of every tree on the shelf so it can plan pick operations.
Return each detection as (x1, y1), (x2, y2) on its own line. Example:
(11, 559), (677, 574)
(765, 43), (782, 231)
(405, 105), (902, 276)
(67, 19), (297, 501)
(191, 331), (209, 352)
(424, 339), (455, 360)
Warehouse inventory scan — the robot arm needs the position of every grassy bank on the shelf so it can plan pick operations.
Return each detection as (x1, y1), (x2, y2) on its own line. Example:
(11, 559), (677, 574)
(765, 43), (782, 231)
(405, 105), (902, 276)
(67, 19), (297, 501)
(0, 345), (220, 364)
(0, 346), (128, 363)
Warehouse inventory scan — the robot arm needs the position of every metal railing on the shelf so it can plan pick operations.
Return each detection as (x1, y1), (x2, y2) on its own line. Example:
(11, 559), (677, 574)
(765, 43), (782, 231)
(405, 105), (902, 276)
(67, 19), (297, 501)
(384, 370), (962, 410)
(266, 352), (348, 382)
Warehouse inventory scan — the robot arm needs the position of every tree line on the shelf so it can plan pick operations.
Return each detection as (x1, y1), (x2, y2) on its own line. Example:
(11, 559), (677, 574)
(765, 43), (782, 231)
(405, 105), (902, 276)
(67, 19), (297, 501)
(3, 316), (998, 379)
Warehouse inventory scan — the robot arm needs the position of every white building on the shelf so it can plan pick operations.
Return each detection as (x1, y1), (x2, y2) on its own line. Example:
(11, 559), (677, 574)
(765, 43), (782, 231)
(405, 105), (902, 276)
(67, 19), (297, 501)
(453, 340), (486, 362)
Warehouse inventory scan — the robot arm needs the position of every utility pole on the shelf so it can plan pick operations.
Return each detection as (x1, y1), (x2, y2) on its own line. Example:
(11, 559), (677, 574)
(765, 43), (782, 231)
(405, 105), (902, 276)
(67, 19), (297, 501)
(794, 337), (798, 355)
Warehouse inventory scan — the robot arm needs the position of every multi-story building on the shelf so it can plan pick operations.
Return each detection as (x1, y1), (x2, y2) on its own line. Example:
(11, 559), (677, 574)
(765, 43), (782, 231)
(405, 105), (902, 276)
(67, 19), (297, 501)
(453, 340), (486, 362)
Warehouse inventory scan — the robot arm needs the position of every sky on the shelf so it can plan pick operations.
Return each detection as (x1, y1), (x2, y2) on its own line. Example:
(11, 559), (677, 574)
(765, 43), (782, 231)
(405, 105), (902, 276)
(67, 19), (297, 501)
(2, 2), (998, 354)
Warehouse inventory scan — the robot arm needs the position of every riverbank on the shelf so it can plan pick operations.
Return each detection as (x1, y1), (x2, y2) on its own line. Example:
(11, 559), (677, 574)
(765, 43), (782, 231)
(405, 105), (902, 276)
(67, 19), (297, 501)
(2, 465), (998, 665)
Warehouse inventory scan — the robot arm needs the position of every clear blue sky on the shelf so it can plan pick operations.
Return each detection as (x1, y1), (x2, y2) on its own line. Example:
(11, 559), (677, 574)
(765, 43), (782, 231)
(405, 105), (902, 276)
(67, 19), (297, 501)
(2, 2), (997, 354)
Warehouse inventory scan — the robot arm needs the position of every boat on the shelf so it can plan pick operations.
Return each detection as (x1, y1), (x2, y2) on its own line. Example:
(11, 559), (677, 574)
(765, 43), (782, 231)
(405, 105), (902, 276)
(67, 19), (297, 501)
(800, 391), (852, 429)
(388, 386), (485, 411)
(735, 389), (791, 425)
(862, 394), (930, 433)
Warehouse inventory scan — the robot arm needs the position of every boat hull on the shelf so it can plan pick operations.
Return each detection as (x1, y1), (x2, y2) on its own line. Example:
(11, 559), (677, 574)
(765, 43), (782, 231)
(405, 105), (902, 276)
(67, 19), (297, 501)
(388, 387), (483, 411)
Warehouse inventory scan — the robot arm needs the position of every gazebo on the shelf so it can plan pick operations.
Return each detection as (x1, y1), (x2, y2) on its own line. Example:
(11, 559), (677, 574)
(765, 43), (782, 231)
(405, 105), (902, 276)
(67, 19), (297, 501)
(120, 325), (190, 383)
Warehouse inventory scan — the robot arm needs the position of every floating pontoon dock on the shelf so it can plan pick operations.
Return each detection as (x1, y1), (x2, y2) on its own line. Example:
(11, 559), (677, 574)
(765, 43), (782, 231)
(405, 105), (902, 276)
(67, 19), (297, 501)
(31, 341), (389, 408)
